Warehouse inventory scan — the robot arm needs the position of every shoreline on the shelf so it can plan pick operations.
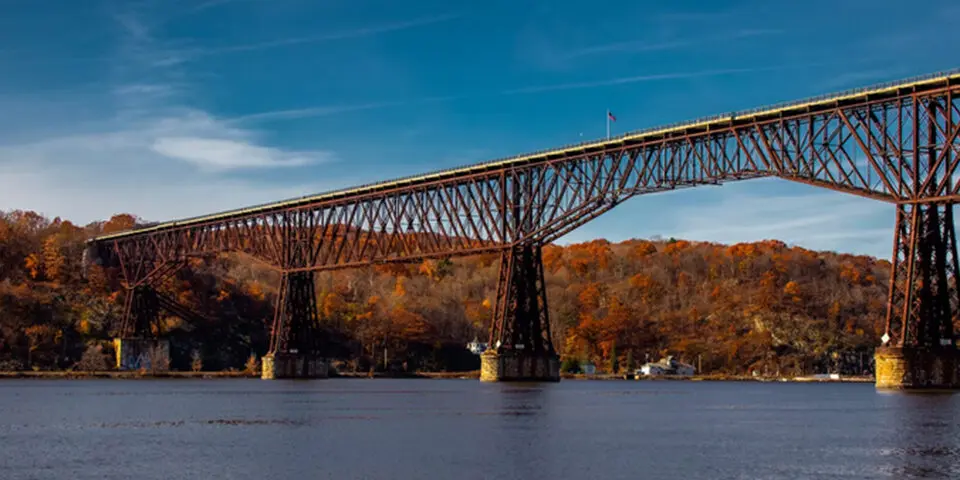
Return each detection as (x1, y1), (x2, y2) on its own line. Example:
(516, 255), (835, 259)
(0, 370), (258, 379)
(0, 370), (874, 383)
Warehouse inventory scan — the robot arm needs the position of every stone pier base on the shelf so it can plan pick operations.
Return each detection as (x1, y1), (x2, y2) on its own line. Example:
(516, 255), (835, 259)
(480, 350), (560, 382)
(875, 346), (960, 390)
(261, 353), (328, 380)
(113, 338), (170, 371)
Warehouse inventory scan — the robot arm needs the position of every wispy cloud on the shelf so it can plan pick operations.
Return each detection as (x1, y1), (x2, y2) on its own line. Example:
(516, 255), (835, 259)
(186, 0), (247, 15)
(556, 179), (894, 258)
(517, 2), (781, 71)
(231, 103), (397, 123)
(654, 11), (735, 23)
(113, 83), (178, 98)
(562, 29), (782, 61)
(112, 12), (152, 42)
(230, 96), (458, 123)
(562, 40), (690, 60)
(665, 183), (893, 257)
(2, 11), (462, 67)
(132, 0), (269, 32)
(501, 64), (817, 95)
(0, 4), (342, 223)
(0, 105), (338, 221)
(230, 61), (840, 124)
(0, 160), (333, 225)
(816, 68), (908, 91)
(152, 136), (326, 171)
(1, 108), (333, 169)
(178, 13), (462, 59)
(229, 64), (809, 123)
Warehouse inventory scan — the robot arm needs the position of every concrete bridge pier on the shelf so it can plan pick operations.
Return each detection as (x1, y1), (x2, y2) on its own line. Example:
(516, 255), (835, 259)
(875, 347), (960, 390)
(261, 353), (328, 379)
(114, 338), (170, 371)
(480, 350), (560, 382)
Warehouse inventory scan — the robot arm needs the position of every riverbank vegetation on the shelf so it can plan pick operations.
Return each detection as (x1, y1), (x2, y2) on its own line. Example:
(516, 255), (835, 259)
(0, 209), (889, 376)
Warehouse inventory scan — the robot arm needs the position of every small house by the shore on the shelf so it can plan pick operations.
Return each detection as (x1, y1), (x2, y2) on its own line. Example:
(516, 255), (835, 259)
(639, 356), (695, 377)
(466, 337), (488, 355)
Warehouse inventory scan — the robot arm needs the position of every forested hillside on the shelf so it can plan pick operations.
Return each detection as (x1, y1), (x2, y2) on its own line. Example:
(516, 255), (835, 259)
(0, 209), (890, 375)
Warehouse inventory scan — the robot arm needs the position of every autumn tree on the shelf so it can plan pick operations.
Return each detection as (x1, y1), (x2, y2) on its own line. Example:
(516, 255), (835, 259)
(0, 207), (892, 375)
(101, 214), (139, 234)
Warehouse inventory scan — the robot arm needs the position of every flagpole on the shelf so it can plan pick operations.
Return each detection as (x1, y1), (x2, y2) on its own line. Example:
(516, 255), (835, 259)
(606, 109), (610, 140)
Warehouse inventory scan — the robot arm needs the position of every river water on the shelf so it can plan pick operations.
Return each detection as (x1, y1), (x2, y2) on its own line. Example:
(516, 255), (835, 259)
(1, 379), (958, 479)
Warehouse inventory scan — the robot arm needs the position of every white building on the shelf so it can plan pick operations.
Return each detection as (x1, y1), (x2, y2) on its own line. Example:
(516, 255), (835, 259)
(640, 363), (666, 376)
(466, 337), (488, 355)
(639, 356), (695, 377)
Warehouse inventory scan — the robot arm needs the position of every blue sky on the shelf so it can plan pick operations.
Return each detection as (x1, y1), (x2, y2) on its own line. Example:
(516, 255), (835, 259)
(0, 0), (957, 258)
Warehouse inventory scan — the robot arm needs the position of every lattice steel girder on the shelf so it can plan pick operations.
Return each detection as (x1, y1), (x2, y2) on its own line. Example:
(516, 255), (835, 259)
(115, 259), (187, 338)
(119, 283), (205, 338)
(89, 83), (960, 282)
(269, 271), (321, 355)
(120, 285), (160, 338)
(489, 244), (555, 354)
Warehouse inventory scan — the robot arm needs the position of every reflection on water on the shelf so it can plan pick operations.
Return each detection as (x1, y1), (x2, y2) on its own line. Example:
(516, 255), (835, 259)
(880, 392), (960, 478)
(0, 379), (959, 479)
(490, 385), (553, 480)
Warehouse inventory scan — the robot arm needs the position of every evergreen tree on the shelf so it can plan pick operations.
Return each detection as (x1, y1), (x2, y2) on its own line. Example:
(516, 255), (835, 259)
(609, 341), (619, 373)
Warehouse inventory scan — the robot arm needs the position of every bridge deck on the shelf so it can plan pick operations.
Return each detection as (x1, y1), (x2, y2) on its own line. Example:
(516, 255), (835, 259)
(92, 68), (960, 242)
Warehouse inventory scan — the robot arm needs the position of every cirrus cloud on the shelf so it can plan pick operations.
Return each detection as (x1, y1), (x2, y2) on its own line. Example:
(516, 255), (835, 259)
(151, 136), (327, 171)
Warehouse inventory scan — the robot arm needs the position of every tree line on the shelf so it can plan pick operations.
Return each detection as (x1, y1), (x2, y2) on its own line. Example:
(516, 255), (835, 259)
(0, 209), (892, 375)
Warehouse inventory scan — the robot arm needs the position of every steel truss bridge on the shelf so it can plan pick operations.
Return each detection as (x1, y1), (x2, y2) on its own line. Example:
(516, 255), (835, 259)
(88, 69), (960, 363)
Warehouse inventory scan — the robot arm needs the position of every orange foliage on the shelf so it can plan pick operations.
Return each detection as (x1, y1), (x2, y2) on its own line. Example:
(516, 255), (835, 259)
(663, 240), (691, 254)
(542, 245), (564, 272)
(322, 292), (344, 318)
(628, 241), (657, 260)
(783, 280), (801, 303)
(565, 240), (612, 277)
(577, 283), (603, 311)
(0, 206), (892, 375)
(102, 214), (139, 234)
(247, 282), (265, 301)
(393, 277), (406, 297)
(389, 306), (432, 342)
(727, 242), (760, 258)
(464, 299), (492, 328)
(417, 258), (453, 281)
(24, 253), (43, 280)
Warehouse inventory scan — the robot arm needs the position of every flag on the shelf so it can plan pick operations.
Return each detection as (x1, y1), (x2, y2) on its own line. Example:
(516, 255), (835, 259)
(608, 111), (617, 122)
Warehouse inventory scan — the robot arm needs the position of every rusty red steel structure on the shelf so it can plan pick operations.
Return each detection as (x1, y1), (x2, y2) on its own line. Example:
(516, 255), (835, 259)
(87, 69), (960, 359)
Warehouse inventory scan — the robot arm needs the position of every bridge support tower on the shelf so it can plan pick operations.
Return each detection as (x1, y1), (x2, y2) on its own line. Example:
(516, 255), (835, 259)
(876, 202), (960, 390)
(481, 244), (560, 382)
(115, 256), (193, 371)
(262, 271), (328, 379)
(116, 286), (172, 371)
